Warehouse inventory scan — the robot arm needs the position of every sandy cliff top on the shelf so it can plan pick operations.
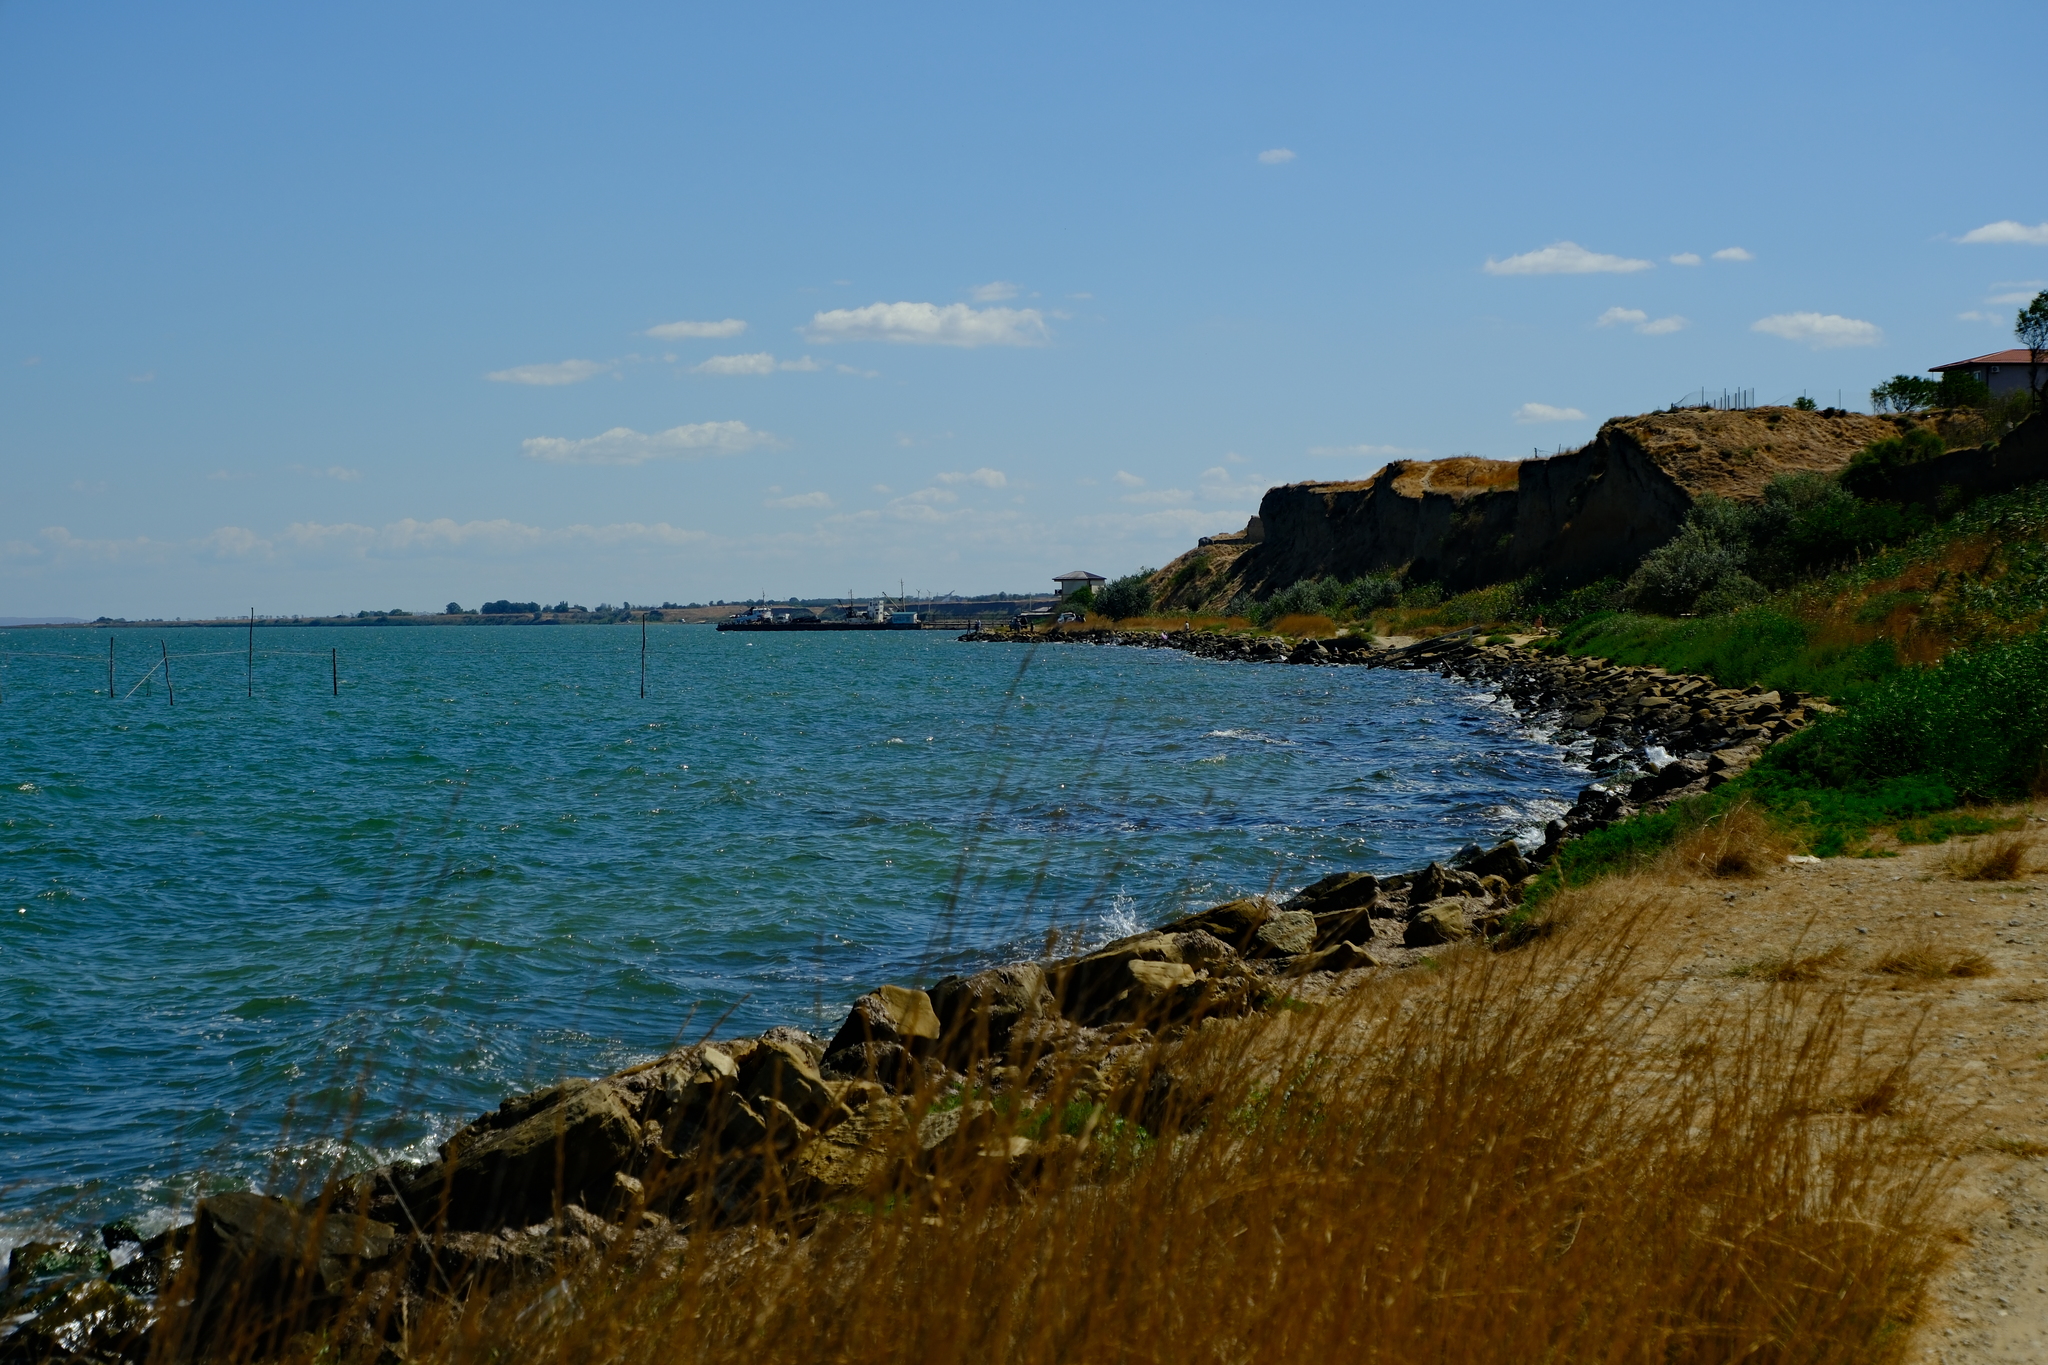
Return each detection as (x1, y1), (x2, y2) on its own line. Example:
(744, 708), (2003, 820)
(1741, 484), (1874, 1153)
(1604, 406), (1910, 501)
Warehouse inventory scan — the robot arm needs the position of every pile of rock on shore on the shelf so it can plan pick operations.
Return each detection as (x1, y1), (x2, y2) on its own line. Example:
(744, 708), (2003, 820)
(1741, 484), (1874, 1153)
(1, 629), (1820, 1362)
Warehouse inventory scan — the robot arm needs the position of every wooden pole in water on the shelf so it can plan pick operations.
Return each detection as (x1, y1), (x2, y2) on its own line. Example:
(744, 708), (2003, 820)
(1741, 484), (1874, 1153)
(640, 613), (647, 699)
(108, 637), (114, 700)
(331, 647), (338, 697)
(247, 609), (254, 699)
(161, 640), (175, 706)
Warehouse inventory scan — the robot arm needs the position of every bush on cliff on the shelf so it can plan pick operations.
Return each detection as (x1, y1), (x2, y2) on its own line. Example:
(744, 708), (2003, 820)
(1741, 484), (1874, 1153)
(1246, 574), (1399, 627)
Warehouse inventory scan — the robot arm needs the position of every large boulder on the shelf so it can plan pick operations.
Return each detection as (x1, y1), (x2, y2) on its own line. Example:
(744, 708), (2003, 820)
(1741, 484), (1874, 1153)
(928, 964), (1051, 1066)
(737, 1036), (842, 1130)
(1155, 897), (1274, 950)
(1405, 898), (1477, 947)
(1281, 871), (1379, 916)
(1466, 842), (1534, 884)
(825, 986), (940, 1056)
(1409, 862), (1484, 904)
(182, 1192), (396, 1345)
(402, 1079), (641, 1230)
(1047, 933), (1187, 1021)
(1248, 910), (1315, 959)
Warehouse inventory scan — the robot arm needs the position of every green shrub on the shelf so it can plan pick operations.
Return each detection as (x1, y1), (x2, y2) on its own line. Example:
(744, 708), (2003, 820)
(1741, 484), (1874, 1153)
(1764, 630), (2048, 803)
(1937, 370), (1992, 409)
(1839, 427), (1945, 498)
(1250, 574), (1400, 626)
(1098, 569), (1157, 620)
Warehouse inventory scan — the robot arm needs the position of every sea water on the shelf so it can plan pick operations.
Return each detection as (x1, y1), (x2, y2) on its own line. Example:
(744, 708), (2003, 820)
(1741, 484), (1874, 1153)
(0, 623), (1582, 1243)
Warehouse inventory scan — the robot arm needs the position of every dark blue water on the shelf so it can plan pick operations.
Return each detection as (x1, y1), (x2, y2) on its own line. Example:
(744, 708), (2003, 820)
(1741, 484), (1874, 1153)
(0, 624), (1582, 1245)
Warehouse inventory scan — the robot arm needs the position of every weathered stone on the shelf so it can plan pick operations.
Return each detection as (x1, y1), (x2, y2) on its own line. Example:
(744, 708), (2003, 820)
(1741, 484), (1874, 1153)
(739, 1037), (840, 1128)
(1476, 873), (1512, 904)
(1282, 871), (1379, 916)
(1249, 909), (1316, 958)
(0, 1278), (148, 1363)
(786, 1096), (907, 1203)
(817, 1041), (927, 1092)
(1409, 861), (1483, 904)
(1156, 896), (1274, 949)
(825, 985), (940, 1059)
(406, 1079), (640, 1230)
(1466, 841), (1534, 884)
(1404, 898), (1475, 946)
(1048, 932), (1186, 1020)
(188, 1191), (396, 1334)
(1298, 941), (1382, 973)
(929, 963), (1050, 1065)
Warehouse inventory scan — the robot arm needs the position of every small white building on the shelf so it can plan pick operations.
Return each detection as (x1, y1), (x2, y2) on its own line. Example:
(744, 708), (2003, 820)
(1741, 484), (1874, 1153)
(1053, 569), (1106, 599)
(1931, 349), (2043, 399)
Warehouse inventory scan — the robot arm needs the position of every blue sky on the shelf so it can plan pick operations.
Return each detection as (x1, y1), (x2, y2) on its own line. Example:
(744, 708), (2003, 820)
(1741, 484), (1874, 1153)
(5, 0), (2046, 617)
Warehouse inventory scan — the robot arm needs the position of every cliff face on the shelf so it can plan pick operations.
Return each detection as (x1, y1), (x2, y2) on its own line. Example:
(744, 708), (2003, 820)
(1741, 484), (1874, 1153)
(1156, 406), (1923, 609)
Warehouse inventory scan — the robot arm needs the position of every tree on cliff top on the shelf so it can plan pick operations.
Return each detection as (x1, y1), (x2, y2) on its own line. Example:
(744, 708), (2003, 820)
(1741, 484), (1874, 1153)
(1097, 569), (1157, 620)
(2018, 290), (2048, 402)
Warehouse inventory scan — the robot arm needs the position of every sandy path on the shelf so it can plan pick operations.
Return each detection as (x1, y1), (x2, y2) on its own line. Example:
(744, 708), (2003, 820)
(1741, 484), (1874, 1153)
(1609, 812), (2048, 1361)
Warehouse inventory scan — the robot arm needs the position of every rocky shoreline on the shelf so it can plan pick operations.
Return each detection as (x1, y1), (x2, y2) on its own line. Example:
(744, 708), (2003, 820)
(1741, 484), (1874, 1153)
(0, 628), (1820, 1362)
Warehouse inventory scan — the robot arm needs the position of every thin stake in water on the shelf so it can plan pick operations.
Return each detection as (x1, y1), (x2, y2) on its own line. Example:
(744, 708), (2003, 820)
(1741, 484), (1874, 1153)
(247, 608), (254, 699)
(641, 612), (647, 699)
(161, 640), (175, 706)
(331, 647), (338, 697)
(107, 636), (114, 700)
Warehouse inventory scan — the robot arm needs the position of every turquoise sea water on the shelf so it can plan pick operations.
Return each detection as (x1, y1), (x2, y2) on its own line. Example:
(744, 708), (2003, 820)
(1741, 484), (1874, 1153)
(0, 624), (1583, 1243)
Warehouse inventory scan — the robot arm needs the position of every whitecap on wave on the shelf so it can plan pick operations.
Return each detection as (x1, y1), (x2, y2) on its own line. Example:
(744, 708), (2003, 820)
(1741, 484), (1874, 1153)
(1203, 728), (1295, 746)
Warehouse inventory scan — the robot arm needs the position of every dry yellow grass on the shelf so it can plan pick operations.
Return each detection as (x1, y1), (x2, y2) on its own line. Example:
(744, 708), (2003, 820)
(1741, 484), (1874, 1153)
(1661, 797), (1793, 880)
(1942, 831), (2035, 882)
(151, 885), (1956, 1365)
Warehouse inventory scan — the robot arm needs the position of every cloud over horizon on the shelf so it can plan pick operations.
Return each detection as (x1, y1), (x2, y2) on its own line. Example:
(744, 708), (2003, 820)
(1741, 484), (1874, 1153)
(1751, 312), (1883, 348)
(486, 359), (609, 385)
(1257, 148), (1295, 164)
(1595, 307), (1687, 335)
(645, 318), (748, 339)
(936, 467), (1007, 488)
(1484, 241), (1653, 275)
(1960, 221), (2048, 246)
(1514, 402), (1588, 423)
(521, 421), (774, 466)
(803, 301), (1050, 347)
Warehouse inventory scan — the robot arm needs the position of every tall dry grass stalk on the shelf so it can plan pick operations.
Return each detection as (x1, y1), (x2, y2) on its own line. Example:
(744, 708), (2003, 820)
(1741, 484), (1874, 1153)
(1661, 797), (1792, 880)
(174, 890), (1958, 1365)
(1942, 830), (2034, 882)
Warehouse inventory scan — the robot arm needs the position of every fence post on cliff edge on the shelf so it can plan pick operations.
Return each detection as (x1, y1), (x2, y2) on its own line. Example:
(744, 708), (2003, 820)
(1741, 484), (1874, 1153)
(161, 640), (174, 707)
(331, 648), (338, 697)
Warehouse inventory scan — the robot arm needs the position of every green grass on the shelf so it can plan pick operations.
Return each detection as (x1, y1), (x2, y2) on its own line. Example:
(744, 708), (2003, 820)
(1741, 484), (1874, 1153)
(1548, 607), (1902, 700)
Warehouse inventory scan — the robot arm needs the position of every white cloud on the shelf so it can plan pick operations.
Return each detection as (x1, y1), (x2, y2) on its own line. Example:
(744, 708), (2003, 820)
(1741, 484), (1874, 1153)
(936, 467), (1007, 488)
(1957, 311), (2001, 323)
(1114, 470), (1146, 487)
(969, 281), (1019, 301)
(128, 371), (155, 383)
(486, 358), (608, 386)
(1669, 252), (1702, 266)
(1959, 221), (2048, 246)
(803, 301), (1050, 347)
(1484, 241), (1653, 276)
(1598, 307), (1687, 335)
(1711, 246), (1754, 262)
(33, 517), (706, 565)
(764, 491), (833, 509)
(1068, 291), (1093, 300)
(1307, 443), (1427, 457)
(779, 355), (820, 371)
(1751, 312), (1883, 349)
(1513, 403), (1588, 424)
(521, 420), (773, 466)
(1258, 148), (1296, 164)
(645, 318), (747, 339)
(1987, 286), (2045, 304)
(694, 352), (777, 376)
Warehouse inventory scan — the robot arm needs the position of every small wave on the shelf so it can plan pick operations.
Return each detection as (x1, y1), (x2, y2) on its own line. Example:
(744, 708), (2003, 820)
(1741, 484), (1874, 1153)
(1203, 728), (1295, 746)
